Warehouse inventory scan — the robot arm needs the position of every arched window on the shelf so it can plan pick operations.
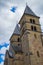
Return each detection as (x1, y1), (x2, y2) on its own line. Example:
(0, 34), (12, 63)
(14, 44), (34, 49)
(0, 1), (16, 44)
(31, 26), (37, 31)
(30, 19), (35, 24)
(33, 19), (35, 24)
(30, 19), (32, 23)
(31, 26), (33, 31)
(34, 26), (37, 31)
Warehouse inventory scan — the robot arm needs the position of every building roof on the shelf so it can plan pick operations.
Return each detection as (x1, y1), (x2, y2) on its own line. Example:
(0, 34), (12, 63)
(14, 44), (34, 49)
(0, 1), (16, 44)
(24, 5), (39, 17)
(19, 5), (40, 24)
(13, 24), (20, 35)
(10, 24), (20, 40)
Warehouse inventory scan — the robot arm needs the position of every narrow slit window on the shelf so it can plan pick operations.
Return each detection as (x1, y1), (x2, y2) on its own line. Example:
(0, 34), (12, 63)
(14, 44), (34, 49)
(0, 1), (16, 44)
(18, 38), (20, 42)
(18, 44), (20, 46)
(31, 26), (33, 31)
(34, 34), (37, 38)
(37, 51), (40, 57)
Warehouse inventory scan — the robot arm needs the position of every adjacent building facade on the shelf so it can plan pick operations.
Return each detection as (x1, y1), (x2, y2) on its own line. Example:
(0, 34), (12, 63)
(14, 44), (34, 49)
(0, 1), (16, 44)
(4, 5), (43, 65)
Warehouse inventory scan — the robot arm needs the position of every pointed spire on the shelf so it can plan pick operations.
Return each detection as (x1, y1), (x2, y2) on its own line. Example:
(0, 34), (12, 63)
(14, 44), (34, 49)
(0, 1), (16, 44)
(26, 2), (27, 6)
(24, 5), (39, 17)
(13, 24), (20, 35)
(10, 24), (20, 40)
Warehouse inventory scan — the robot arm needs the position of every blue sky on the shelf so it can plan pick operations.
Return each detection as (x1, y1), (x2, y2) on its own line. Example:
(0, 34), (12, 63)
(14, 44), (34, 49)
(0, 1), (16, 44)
(0, 54), (5, 63)
(0, 0), (43, 65)
(0, 42), (9, 64)
(10, 6), (17, 13)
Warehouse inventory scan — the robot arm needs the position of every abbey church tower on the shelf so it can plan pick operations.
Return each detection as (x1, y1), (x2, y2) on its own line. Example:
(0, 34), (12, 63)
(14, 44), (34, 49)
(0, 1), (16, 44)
(19, 5), (43, 65)
(4, 5), (43, 65)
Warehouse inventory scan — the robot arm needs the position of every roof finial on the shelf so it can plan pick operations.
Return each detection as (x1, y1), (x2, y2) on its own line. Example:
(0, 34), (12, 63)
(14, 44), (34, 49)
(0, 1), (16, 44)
(26, 2), (28, 6)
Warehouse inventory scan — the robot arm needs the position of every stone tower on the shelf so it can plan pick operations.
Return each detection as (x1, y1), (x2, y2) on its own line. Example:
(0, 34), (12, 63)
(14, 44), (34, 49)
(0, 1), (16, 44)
(4, 5), (43, 65)
(19, 5), (43, 65)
